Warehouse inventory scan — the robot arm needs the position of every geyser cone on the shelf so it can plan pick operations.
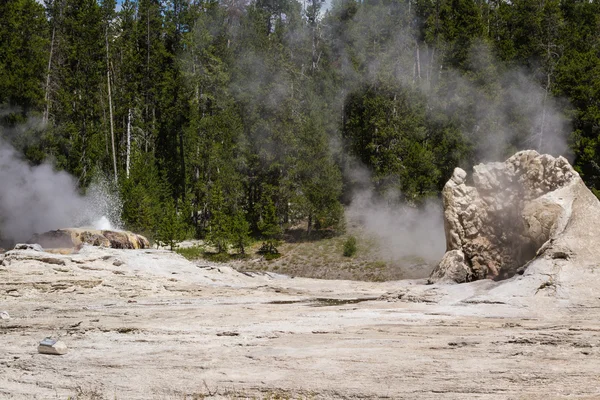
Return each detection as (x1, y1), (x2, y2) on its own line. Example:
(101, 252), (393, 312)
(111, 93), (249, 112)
(29, 228), (150, 250)
(430, 150), (582, 284)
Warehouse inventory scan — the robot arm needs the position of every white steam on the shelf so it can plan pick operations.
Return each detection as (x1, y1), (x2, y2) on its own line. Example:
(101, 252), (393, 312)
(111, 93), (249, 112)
(345, 163), (445, 268)
(0, 139), (121, 244)
(92, 216), (113, 230)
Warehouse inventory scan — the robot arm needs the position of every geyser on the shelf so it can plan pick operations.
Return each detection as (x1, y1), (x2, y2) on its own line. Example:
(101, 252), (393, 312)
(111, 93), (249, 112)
(0, 139), (122, 246)
(92, 216), (113, 231)
(429, 150), (580, 284)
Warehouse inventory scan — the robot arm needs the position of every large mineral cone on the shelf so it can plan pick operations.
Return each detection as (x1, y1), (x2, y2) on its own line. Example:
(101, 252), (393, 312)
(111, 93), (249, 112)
(429, 150), (587, 284)
(28, 228), (150, 250)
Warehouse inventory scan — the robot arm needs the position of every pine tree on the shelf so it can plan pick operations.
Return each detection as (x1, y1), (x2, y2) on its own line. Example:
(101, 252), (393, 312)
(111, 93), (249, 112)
(206, 183), (231, 253)
(156, 198), (188, 250)
(0, 0), (48, 115)
(231, 210), (251, 255)
(257, 195), (282, 255)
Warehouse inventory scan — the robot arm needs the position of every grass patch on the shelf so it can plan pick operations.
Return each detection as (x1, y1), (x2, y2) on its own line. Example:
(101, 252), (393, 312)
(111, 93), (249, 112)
(366, 261), (387, 269)
(203, 252), (232, 263)
(263, 252), (282, 261)
(175, 245), (204, 260)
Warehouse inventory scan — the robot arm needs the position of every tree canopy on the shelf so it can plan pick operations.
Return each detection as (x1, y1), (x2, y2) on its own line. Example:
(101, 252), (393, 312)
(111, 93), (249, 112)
(1, 0), (598, 246)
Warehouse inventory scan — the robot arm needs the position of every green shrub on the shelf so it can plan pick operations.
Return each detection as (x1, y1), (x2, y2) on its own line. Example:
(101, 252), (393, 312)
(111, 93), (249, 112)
(343, 236), (357, 257)
(263, 252), (282, 261)
(257, 240), (281, 260)
(175, 246), (204, 260)
(203, 252), (231, 263)
(155, 200), (188, 250)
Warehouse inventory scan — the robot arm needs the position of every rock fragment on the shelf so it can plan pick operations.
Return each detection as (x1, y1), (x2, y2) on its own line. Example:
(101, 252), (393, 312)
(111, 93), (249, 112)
(38, 338), (68, 355)
(14, 243), (43, 251)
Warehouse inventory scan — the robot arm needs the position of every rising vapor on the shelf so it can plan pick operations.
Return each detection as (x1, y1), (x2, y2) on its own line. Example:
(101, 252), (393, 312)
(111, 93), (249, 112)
(0, 138), (120, 245)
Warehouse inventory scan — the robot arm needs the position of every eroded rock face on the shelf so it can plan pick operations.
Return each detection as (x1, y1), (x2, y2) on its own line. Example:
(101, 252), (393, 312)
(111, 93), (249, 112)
(28, 228), (150, 250)
(430, 150), (579, 284)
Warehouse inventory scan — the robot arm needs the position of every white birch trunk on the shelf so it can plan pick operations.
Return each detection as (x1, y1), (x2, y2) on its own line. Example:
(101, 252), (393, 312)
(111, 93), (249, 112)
(126, 108), (131, 179)
(106, 30), (118, 183)
(43, 25), (56, 125)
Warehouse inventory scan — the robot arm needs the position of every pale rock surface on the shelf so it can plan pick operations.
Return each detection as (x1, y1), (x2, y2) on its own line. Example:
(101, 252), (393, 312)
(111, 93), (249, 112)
(2, 237), (600, 398)
(3, 151), (600, 398)
(431, 150), (582, 283)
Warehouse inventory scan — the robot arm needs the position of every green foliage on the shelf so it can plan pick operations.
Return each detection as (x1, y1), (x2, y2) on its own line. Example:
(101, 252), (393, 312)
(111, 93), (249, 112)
(256, 196), (282, 255)
(155, 199), (188, 250)
(343, 84), (445, 201)
(205, 184), (232, 253)
(343, 236), (358, 257)
(175, 245), (204, 260)
(4, 0), (600, 247)
(231, 211), (251, 255)
(202, 251), (231, 263)
(258, 197), (282, 240)
(257, 241), (281, 260)
(0, 0), (47, 111)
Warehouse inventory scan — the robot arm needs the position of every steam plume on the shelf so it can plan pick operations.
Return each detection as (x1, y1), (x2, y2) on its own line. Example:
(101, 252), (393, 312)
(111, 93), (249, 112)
(0, 138), (121, 245)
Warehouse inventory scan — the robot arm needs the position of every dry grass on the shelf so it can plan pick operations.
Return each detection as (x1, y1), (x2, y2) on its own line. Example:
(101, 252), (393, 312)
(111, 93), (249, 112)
(232, 222), (434, 282)
(172, 219), (434, 282)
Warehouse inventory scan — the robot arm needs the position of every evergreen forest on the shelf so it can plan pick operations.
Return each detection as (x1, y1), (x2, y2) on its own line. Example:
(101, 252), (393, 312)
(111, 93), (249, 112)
(2, 0), (600, 248)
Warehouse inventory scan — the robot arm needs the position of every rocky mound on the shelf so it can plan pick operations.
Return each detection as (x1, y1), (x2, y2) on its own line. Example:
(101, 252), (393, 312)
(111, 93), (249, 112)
(429, 150), (595, 284)
(28, 228), (150, 250)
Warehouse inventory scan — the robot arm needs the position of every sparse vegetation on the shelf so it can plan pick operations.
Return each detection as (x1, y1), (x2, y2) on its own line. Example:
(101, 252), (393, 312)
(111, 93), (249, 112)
(175, 245), (204, 260)
(343, 236), (358, 257)
(257, 241), (281, 260)
(67, 385), (105, 400)
(202, 252), (232, 263)
(230, 223), (434, 282)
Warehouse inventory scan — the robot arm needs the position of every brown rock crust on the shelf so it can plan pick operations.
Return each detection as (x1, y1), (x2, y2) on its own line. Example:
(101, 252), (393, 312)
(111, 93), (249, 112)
(29, 228), (150, 250)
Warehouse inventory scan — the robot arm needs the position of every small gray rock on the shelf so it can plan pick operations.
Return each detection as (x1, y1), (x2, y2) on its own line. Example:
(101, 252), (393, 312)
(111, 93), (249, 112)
(38, 338), (68, 355)
(0, 311), (10, 320)
(14, 243), (44, 251)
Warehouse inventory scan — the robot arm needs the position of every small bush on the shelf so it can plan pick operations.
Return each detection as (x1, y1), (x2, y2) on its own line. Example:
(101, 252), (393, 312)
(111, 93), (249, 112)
(264, 252), (282, 261)
(175, 246), (204, 260)
(257, 240), (281, 260)
(203, 252), (231, 263)
(343, 236), (357, 257)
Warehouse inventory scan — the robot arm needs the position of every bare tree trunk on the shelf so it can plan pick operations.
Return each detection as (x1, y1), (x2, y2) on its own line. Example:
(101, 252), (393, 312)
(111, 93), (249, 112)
(147, 8), (150, 74)
(415, 41), (421, 81)
(126, 108), (131, 179)
(427, 47), (435, 87)
(100, 89), (109, 156)
(43, 24), (56, 125)
(538, 69), (551, 153)
(538, 39), (556, 153)
(106, 30), (118, 183)
(311, 0), (318, 72)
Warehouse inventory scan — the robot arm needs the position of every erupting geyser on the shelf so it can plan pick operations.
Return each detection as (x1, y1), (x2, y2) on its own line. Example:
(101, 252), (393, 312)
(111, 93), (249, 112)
(0, 138), (134, 249)
(92, 216), (113, 231)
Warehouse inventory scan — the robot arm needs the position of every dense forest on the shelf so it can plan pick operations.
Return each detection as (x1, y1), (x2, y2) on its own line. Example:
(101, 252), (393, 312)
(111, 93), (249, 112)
(1, 0), (600, 248)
